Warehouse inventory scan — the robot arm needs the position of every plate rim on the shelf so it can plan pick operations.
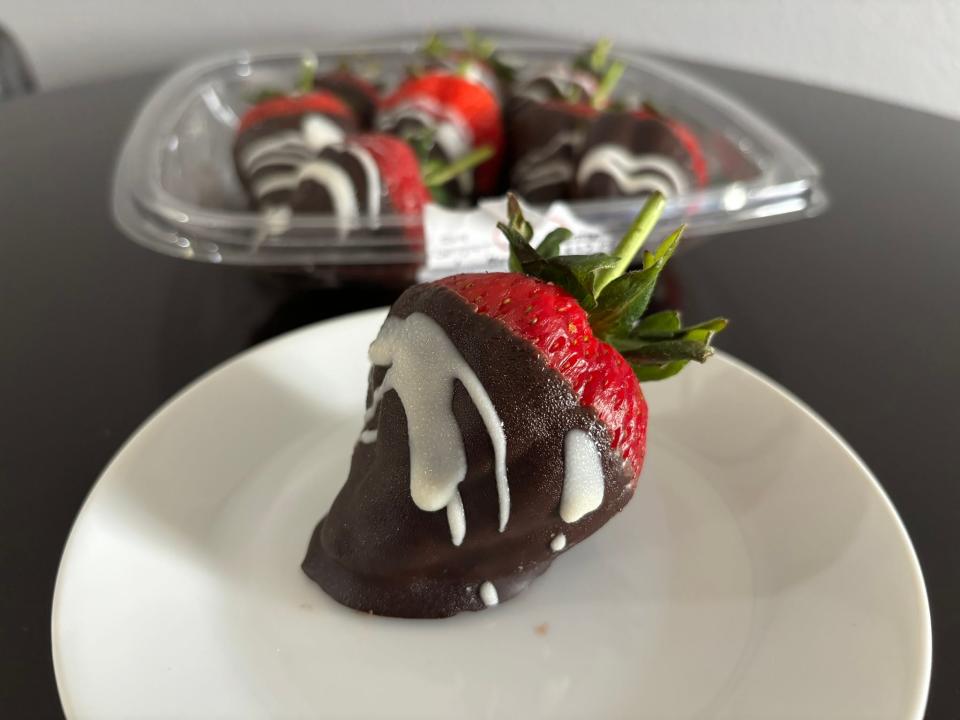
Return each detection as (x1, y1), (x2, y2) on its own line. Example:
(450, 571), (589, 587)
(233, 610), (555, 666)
(51, 307), (932, 719)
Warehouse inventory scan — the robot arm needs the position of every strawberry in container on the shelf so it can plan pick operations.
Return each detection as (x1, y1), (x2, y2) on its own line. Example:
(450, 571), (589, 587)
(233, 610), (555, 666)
(285, 132), (492, 228)
(420, 30), (515, 102)
(506, 45), (624, 203)
(377, 64), (505, 203)
(574, 103), (709, 200)
(233, 59), (359, 209)
(514, 38), (617, 104)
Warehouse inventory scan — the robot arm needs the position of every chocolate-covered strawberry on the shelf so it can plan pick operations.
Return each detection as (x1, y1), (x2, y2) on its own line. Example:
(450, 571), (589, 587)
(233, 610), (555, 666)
(575, 105), (708, 200)
(506, 50), (624, 202)
(286, 132), (492, 225)
(378, 70), (504, 199)
(233, 63), (358, 209)
(516, 39), (621, 107)
(302, 192), (727, 618)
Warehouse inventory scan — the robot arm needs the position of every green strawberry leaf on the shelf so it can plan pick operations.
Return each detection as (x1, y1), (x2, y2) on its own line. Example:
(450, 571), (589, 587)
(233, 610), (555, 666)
(551, 254), (621, 309)
(589, 263), (661, 338)
(537, 227), (573, 259)
(505, 195), (535, 273)
(589, 226), (682, 337)
(631, 309), (682, 337)
(613, 318), (728, 382)
(630, 360), (689, 382)
(506, 194), (533, 242)
(631, 314), (728, 341)
(611, 317), (727, 351)
(622, 339), (714, 364)
(621, 338), (715, 383)
(498, 224), (598, 308)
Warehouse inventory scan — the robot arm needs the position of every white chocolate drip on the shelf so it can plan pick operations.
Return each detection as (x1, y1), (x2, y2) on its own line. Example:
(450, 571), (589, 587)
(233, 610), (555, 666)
(520, 65), (598, 102)
(345, 145), (382, 220)
(479, 581), (499, 607)
(363, 375), (393, 424)
(295, 160), (359, 225)
(359, 313), (510, 544)
(377, 98), (475, 195)
(512, 130), (582, 194)
(559, 429), (605, 523)
(550, 533), (567, 552)
(302, 113), (346, 151)
(240, 114), (345, 206)
(577, 144), (690, 197)
(252, 172), (298, 200)
(240, 130), (313, 173)
(446, 490), (466, 546)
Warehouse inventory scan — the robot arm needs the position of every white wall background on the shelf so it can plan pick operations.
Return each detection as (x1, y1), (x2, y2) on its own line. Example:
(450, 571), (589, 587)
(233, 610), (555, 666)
(2, 0), (958, 119)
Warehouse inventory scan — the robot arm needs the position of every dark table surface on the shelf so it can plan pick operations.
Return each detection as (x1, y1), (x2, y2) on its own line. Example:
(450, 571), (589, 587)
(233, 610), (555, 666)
(1, 59), (958, 718)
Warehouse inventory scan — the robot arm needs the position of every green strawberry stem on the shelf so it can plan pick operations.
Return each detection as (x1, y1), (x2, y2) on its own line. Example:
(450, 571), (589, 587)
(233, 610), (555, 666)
(595, 191), (667, 292)
(463, 29), (496, 60)
(297, 55), (318, 94)
(423, 33), (448, 59)
(422, 146), (494, 188)
(592, 59), (625, 110)
(588, 38), (613, 74)
(498, 191), (727, 382)
(247, 55), (318, 104)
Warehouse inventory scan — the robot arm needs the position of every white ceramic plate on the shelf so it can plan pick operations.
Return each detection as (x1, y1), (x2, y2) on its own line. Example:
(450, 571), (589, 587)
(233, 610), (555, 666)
(53, 309), (931, 719)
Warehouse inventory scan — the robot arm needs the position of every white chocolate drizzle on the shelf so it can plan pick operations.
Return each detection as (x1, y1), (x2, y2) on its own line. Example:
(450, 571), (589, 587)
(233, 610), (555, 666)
(302, 113), (347, 151)
(512, 129), (583, 194)
(295, 161), (360, 225)
(345, 145), (382, 220)
(519, 64), (598, 102)
(550, 533), (567, 552)
(479, 581), (499, 607)
(240, 114), (346, 206)
(359, 313), (509, 545)
(240, 130), (313, 173)
(559, 429), (605, 523)
(577, 144), (690, 197)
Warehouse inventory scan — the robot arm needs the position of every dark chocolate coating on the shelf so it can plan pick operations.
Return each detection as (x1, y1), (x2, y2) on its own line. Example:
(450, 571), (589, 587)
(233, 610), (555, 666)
(314, 73), (379, 129)
(302, 283), (636, 618)
(232, 111), (356, 209)
(286, 142), (388, 216)
(506, 98), (593, 203)
(575, 111), (697, 199)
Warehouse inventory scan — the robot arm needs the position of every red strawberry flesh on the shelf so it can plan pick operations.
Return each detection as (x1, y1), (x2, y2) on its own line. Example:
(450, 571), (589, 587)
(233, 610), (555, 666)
(238, 92), (353, 133)
(353, 133), (432, 216)
(438, 273), (647, 479)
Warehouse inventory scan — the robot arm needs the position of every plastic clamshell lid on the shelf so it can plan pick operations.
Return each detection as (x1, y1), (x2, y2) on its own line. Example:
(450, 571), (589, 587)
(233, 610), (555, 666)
(112, 29), (826, 269)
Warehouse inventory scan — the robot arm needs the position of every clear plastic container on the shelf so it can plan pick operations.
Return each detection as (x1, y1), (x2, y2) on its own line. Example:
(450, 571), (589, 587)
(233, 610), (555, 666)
(112, 29), (826, 277)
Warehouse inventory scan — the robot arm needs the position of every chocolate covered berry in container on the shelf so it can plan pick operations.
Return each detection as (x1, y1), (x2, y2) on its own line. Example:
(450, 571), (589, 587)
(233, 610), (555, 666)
(112, 28), (825, 284)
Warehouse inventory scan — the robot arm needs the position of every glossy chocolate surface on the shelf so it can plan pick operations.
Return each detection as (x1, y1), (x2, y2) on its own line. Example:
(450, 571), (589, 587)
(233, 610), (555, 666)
(303, 283), (635, 617)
